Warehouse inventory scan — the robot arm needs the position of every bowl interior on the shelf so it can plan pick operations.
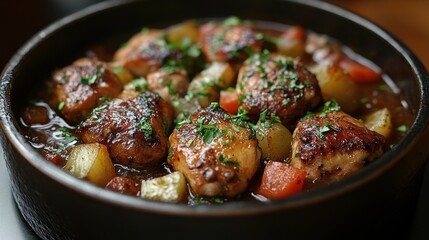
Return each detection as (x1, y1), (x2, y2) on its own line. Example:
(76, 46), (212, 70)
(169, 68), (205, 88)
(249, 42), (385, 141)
(1, 0), (429, 214)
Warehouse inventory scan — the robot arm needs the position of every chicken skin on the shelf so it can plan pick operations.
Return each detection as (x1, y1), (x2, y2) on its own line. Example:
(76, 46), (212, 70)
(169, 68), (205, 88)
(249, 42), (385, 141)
(146, 67), (190, 103)
(49, 58), (123, 124)
(199, 17), (263, 65)
(76, 91), (174, 167)
(168, 104), (261, 198)
(290, 109), (387, 184)
(113, 30), (169, 77)
(237, 52), (322, 129)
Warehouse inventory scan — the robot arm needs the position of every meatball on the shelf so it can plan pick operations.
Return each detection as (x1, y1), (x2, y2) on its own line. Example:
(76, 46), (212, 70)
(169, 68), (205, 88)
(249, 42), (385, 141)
(290, 110), (387, 185)
(146, 67), (190, 103)
(49, 58), (123, 124)
(76, 92), (174, 167)
(237, 52), (322, 129)
(199, 18), (263, 65)
(168, 104), (261, 198)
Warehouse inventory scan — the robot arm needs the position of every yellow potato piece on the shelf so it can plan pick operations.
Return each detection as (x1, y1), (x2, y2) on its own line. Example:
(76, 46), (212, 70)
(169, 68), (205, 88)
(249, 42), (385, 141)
(363, 108), (392, 138)
(166, 20), (199, 43)
(189, 62), (236, 107)
(140, 171), (187, 203)
(276, 38), (305, 58)
(256, 122), (293, 162)
(65, 143), (116, 187)
(310, 62), (360, 113)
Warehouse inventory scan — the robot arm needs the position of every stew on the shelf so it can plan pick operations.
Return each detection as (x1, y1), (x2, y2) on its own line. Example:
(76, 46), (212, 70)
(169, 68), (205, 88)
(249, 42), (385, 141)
(19, 17), (413, 204)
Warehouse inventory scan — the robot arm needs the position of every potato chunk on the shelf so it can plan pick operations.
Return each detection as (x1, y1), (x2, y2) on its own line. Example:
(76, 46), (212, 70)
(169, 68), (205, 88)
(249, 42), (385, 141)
(140, 171), (187, 203)
(166, 20), (199, 43)
(257, 122), (293, 162)
(65, 143), (116, 187)
(310, 62), (360, 113)
(188, 62), (236, 107)
(363, 108), (392, 138)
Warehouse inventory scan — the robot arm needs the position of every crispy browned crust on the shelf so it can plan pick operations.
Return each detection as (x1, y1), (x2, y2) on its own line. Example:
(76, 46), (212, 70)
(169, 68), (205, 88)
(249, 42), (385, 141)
(238, 53), (323, 129)
(50, 57), (123, 124)
(76, 92), (173, 167)
(169, 106), (260, 197)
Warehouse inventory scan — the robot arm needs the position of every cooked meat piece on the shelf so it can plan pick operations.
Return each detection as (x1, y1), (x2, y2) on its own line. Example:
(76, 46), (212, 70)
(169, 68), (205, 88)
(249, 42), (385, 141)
(146, 67), (190, 103)
(237, 52), (322, 129)
(199, 19), (263, 65)
(113, 30), (170, 77)
(76, 92), (174, 167)
(106, 176), (141, 196)
(113, 29), (204, 78)
(168, 104), (261, 197)
(290, 110), (387, 184)
(49, 58), (123, 124)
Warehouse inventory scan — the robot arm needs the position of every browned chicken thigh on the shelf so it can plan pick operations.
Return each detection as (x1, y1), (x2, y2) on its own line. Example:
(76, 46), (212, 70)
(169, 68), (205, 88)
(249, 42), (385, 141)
(199, 17), (263, 65)
(76, 91), (174, 167)
(237, 52), (322, 129)
(49, 58), (123, 124)
(146, 67), (190, 103)
(168, 104), (261, 198)
(113, 30), (169, 77)
(290, 109), (387, 185)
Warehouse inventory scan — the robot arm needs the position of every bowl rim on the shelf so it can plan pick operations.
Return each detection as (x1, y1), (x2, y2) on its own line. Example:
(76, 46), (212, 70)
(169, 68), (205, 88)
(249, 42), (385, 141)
(1, 0), (429, 217)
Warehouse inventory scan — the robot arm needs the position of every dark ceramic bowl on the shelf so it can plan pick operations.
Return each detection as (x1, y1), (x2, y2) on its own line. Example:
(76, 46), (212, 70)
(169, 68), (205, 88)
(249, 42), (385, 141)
(1, 0), (429, 239)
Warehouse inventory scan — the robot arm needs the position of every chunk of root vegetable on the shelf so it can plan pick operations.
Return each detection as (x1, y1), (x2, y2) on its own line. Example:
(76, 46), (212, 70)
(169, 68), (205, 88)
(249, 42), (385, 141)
(65, 143), (116, 187)
(256, 122), (293, 162)
(166, 20), (199, 43)
(310, 62), (360, 113)
(189, 62), (236, 107)
(363, 108), (392, 138)
(140, 171), (187, 203)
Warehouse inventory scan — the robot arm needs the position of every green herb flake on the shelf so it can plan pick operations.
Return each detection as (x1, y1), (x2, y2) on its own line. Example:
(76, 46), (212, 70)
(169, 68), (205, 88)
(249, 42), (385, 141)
(81, 74), (97, 85)
(320, 99), (341, 117)
(396, 124), (407, 133)
(131, 77), (148, 92)
(58, 101), (65, 111)
(218, 154), (240, 167)
(222, 16), (241, 28)
(137, 118), (153, 138)
(378, 84), (388, 91)
(196, 117), (220, 144)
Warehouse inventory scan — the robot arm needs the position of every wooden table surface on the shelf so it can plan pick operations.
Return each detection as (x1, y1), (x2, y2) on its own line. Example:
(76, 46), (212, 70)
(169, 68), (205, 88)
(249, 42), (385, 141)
(328, 0), (429, 70)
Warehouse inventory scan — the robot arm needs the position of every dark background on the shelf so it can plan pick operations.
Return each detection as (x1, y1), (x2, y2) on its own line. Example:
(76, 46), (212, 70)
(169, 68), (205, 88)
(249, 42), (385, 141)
(1, 0), (428, 239)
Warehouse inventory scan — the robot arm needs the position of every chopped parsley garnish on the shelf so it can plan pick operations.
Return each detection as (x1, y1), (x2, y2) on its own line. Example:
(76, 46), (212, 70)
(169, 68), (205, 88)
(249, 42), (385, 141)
(222, 16), (241, 28)
(378, 84), (388, 91)
(113, 66), (124, 74)
(141, 26), (150, 33)
(137, 117), (153, 138)
(58, 101), (65, 111)
(196, 116), (220, 144)
(315, 123), (340, 139)
(219, 154), (240, 167)
(396, 124), (407, 133)
(319, 99), (341, 117)
(98, 96), (111, 102)
(131, 77), (148, 92)
(81, 66), (103, 85)
(81, 74), (97, 85)
(259, 109), (281, 128)
(231, 109), (250, 127)
(57, 127), (77, 145)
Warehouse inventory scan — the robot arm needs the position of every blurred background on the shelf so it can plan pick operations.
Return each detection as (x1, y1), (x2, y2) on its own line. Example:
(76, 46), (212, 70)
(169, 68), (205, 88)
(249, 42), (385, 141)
(1, 0), (428, 70)
(0, 0), (428, 239)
